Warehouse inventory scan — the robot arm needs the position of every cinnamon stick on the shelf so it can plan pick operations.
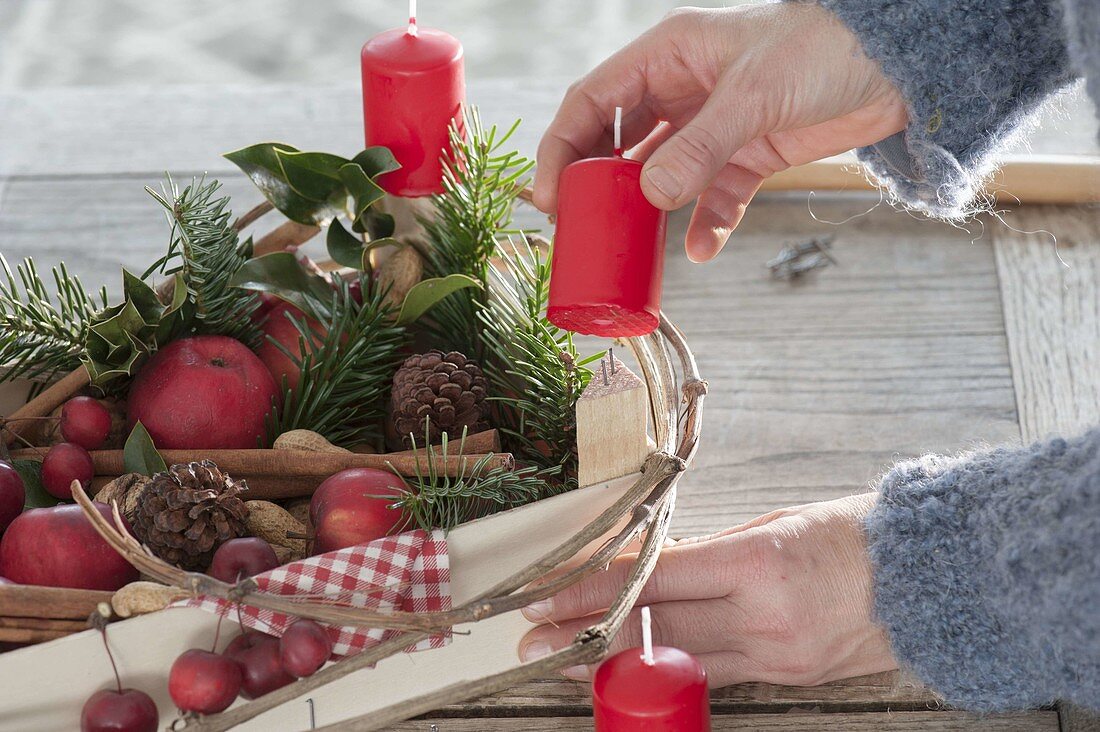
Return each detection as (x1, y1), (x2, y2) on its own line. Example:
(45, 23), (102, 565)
(1, 366), (90, 447)
(0, 616), (87, 632)
(0, 585), (112, 620)
(0, 627), (73, 643)
(253, 220), (321, 257)
(388, 428), (501, 458)
(18, 448), (513, 478)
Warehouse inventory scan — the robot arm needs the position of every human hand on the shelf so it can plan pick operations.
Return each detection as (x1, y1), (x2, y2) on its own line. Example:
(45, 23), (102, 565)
(518, 493), (898, 687)
(533, 3), (906, 262)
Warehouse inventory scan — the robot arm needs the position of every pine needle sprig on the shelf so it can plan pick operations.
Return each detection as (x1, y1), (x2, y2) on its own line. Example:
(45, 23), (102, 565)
(145, 176), (262, 347)
(479, 238), (593, 481)
(419, 109), (534, 356)
(390, 428), (562, 532)
(264, 276), (407, 448)
(0, 256), (108, 383)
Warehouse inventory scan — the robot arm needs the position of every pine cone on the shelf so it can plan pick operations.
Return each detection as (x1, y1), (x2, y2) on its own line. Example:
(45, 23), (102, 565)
(390, 350), (490, 447)
(131, 461), (249, 571)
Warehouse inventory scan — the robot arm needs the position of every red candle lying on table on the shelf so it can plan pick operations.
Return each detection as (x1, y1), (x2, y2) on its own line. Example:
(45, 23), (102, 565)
(593, 607), (710, 731)
(360, 1), (465, 197)
(548, 108), (668, 337)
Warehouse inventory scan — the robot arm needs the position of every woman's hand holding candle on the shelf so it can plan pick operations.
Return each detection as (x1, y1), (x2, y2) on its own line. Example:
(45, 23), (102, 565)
(532, 3), (906, 263)
(520, 493), (899, 688)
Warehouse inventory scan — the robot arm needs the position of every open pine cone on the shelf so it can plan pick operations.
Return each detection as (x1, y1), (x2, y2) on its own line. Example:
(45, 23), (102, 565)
(131, 461), (249, 571)
(390, 350), (490, 447)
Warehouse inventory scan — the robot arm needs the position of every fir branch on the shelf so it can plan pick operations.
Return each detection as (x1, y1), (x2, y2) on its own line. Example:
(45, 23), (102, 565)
(480, 238), (593, 481)
(420, 108), (534, 357)
(391, 429), (563, 532)
(265, 276), (406, 448)
(146, 176), (262, 347)
(0, 256), (107, 383)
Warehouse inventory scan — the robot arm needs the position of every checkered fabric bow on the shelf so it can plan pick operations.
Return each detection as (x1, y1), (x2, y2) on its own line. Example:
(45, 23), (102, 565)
(176, 529), (451, 657)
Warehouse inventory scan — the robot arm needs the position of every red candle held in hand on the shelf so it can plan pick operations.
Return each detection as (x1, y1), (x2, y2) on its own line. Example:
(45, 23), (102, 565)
(593, 607), (710, 731)
(361, 2), (465, 197)
(548, 109), (667, 337)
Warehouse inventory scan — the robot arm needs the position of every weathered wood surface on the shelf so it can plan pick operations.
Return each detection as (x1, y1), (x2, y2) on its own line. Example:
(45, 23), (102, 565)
(395, 712), (1059, 730)
(991, 205), (1100, 731)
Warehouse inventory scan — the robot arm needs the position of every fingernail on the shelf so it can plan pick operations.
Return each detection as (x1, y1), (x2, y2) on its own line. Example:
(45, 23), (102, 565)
(562, 665), (591, 681)
(521, 640), (553, 662)
(521, 599), (553, 622)
(644, 166), (683, 205)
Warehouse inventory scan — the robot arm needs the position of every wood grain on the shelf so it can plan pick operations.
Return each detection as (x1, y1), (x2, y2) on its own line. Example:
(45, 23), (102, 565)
(992, 206), (1100, 441)
(991, 205), (1100, 732)
(394, 712), (1058, 731)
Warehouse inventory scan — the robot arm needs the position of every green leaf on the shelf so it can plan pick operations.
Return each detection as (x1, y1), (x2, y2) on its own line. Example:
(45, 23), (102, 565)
(351, 147), (401, 178)
(224, 143), (339, 225)
(230, 252), (335, 318)
(396, 274), (481, 326)
(12, 460), (60, 508)
(339, 163), (387, 231)
(326, 219), (368, 270)
(124, 422), (167, 476)
(275, 150), (350, 203)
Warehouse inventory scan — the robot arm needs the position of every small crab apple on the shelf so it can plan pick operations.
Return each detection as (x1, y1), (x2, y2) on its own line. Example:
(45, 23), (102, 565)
(224, 632), (293, 699)
(168, 649), (242, 715)
(81, 610), (159, 732)
(279, 619), (333, 678)
(41, 442), (95, 500)
(0, 462), (26, 533)
(60, 397), (113, 451)
(208, 538), (280, 584)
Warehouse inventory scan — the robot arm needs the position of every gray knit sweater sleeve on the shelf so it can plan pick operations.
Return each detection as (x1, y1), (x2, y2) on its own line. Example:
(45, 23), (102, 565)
(867, 428), (1100, 711)
(817, 0), (1097, 217)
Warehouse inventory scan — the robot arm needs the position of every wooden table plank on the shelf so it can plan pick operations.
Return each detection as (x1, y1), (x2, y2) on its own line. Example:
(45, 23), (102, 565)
(991, 205), (1100, 731)
(393, 711), (1059, 730)
(436, 672), (940, 717)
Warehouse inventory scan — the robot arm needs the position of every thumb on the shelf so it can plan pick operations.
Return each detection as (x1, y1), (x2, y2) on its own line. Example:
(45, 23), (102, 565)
(640, 87), (752, 210)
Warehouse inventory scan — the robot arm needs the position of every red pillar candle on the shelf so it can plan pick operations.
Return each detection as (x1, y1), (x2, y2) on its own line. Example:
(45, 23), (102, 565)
(593, 608), (710, 731)
(547, 110), (667, 337)
(360, 7), (465, 197)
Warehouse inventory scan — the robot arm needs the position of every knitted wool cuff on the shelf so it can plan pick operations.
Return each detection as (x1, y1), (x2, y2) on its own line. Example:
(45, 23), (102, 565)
(866, 429), (1100, 711)
(818, 0), (1076, 218)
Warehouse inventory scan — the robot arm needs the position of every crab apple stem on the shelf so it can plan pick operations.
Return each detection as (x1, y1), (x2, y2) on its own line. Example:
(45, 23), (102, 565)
(96, 612), (124, 694)
(211, 606), (228, 653)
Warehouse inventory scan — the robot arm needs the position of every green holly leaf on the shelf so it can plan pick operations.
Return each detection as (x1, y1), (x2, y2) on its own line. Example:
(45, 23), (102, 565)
(396, 274), (481, 326)
(230, 252), (335, 318)
(124, 422), (167, 477)
(224, 143), (339, 225)
(351, 147), (401, 178)
(274, 150), (350, 203)
(340, 163), (388, 232)
(12, 459), (60, 508)
(326, 218), (368, 270)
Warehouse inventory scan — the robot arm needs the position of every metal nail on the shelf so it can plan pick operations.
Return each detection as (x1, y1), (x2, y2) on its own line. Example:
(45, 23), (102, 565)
(601, 360), (610, 386)
(608, 347), (617, 374)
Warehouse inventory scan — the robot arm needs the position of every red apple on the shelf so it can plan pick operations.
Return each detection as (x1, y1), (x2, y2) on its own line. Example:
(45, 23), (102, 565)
(127, 336), (279, 449)
(208, 538), (280, 583)
(255, 302), (326, 391)
(61, 397), (113, 451)
(279, 619), (333, 678)
(224, 632), (293, 699)
(0, 462), (25, 533)
(310, 468), (406, 554)
(81, 688), (158, 732)
(0, 502), (138, 590)
(168, 649), (242, 715)
(41, 442), (95, 500)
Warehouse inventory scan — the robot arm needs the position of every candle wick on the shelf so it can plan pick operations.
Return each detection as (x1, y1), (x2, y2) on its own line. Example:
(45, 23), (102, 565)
(641, 606), (655, 666)
(613, 106), (623, 157)
(408, 0), (418, 36)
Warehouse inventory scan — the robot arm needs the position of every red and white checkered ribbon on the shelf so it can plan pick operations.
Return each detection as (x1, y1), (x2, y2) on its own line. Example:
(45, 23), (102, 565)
(175, 529), (451, 657)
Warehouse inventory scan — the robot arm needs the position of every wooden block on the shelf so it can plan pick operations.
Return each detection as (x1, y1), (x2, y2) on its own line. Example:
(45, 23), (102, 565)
(576, 355), (651, 488)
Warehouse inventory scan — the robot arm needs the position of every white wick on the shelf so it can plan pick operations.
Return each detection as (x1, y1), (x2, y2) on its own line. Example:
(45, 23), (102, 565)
(641, 606), (655, 666)
(408, 0), (418, 35)
(613, 106), (623, 156)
